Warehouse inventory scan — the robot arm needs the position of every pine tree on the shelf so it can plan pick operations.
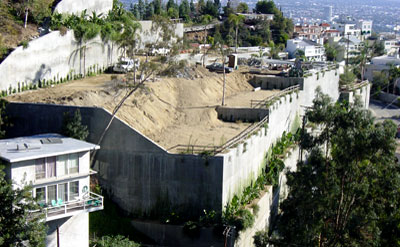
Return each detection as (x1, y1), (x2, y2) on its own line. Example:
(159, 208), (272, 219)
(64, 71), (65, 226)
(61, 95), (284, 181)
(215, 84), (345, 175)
(61, 109), (89, 141)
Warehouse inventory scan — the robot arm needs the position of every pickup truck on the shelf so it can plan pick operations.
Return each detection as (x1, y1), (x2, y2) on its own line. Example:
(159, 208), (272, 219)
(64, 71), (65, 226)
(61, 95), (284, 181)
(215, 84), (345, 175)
(206, 63), (233, 73)
(113, 58), (140, 73)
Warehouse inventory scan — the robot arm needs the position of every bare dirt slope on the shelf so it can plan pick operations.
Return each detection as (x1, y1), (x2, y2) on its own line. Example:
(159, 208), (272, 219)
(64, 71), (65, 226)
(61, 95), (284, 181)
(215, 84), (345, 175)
(7, 67), (272, 150)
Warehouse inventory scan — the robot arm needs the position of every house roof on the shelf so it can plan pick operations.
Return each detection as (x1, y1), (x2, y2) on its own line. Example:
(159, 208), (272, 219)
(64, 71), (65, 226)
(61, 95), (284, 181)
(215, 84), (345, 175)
(325, 30), (340, 33)
(339, 36), (362, 45)
(321, 23), (330, 27)
(0, 133), (100, 163)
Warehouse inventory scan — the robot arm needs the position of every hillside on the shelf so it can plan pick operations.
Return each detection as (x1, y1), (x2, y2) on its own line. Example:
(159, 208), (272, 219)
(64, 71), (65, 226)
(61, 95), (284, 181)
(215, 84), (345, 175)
(6, 67), (277, 150)
(0, 0), (54, 59)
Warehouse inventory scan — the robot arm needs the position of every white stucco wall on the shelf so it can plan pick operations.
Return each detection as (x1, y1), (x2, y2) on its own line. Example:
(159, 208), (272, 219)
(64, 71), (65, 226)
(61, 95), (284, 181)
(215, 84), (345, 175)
(0, 30), (120, 91)
(54, 0), (113, 16)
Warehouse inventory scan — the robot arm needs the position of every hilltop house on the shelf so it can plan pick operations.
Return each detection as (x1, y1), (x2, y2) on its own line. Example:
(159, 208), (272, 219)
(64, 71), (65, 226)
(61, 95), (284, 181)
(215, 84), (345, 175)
(286, 38), (326, 61)
(1, 133), (103, 247)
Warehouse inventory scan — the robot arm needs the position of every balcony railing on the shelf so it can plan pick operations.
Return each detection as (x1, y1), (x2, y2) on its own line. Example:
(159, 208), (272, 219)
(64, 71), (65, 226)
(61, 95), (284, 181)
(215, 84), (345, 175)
(36, 192), (103, 221)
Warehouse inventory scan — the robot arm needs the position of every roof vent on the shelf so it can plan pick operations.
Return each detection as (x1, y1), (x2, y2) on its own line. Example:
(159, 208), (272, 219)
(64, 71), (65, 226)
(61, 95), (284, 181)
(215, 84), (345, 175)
(15, 143), (41, 151)
(40, 138), (63, 144)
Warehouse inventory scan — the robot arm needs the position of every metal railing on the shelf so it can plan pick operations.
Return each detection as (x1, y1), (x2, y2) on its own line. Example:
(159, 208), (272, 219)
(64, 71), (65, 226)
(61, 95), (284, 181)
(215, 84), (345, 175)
(37, 192), (103, 220)
(167, 144), (220, 155)
(251, 85), (300, 109)
(340, 80), (369, 92)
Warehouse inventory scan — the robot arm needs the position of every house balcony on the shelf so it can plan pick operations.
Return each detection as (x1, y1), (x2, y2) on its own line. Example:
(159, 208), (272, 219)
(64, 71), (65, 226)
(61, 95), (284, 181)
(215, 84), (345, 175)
(36, 192), (103, 221)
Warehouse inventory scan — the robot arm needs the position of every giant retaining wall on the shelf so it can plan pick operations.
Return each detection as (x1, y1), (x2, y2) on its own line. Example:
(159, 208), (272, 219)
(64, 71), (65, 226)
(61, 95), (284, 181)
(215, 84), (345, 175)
(5, 103), (224, 216)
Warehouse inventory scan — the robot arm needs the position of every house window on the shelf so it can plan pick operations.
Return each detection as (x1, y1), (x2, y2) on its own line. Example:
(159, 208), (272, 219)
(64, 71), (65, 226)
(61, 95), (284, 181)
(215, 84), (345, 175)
(58, 183), (68, 202)
(36, 187), (46, 204)
(35, 158), (46, 180)
(56, 155), (68, 177)
(46, 156), (56, 178)
(69, 181), (79, 200)
(47, 185), (57, 204)
(69, 153), (79, 174)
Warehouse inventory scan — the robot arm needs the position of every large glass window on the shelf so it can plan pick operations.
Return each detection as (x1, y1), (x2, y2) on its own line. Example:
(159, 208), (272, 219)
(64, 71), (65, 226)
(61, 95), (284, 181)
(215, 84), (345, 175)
(58, 183), (68, 202)
(47, 185), (57, 204)
(46, 156), (56, 178)
(56, 155), (68, 177)
(35, 158), (45, 180)
(69, 181), (79, 201)
(68, 153), (79, 174)
(35, 187), (45, 204)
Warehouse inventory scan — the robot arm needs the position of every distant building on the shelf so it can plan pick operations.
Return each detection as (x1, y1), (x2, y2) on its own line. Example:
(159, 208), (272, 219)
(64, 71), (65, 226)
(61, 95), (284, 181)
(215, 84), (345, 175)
(324, 6), (333, 22)
(331, 23), (361, 37)
(330, 35), (363, 61)
(381, 39), (400, 54)
(286, 38), (325, 61)
(1, 134), (103, 247)
(238, 13), (274, 22)
(357, 20), (373, 39)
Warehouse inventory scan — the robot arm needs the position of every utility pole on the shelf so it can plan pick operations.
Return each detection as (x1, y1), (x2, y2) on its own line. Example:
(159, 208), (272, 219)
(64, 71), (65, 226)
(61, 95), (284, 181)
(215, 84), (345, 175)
(223, 225), (235, 247)
(346, 33), (350, 66)
(57, 225), (60, 247)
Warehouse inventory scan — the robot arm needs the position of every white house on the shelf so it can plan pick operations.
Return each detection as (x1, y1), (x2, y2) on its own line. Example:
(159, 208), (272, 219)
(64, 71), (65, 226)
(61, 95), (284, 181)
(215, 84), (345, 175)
(1, 133), (103, 247)
(381, 39), (399, 55)
(331, 23), (361, 37)
(331, 35), (363, 61)
(357, 20), (373, 39)
(286, 38), (325, 61)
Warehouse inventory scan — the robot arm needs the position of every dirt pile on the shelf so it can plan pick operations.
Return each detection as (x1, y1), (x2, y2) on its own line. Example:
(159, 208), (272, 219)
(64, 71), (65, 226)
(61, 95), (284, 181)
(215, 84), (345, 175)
(7, 67), (265, 149)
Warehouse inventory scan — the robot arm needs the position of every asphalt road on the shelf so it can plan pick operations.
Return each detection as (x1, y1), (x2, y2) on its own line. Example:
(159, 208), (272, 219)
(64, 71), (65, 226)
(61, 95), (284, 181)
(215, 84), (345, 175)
(369, 99), (400, 125)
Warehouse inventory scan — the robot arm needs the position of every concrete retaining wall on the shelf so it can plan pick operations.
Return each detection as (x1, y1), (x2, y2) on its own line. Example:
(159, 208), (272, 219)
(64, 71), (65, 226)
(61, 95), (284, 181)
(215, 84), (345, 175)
(340, 83), (371, 108)
(253, 75), (303, 90)
(55, 0), (113, 16)
(221, 93), (301, 207)
(300, 69), (340, 110)
(0, 30), (120, 91)
(130, 221), (225, 246)
(216, 106), (269, 122)
(6, 103), (224, 216)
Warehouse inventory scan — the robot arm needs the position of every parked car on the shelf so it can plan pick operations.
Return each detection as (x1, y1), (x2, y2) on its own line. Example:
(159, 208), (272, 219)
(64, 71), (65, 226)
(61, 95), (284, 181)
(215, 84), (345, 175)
(150, 48), (170, 56)
(113, 58), (140, 73)
(206, 63), (233, 73)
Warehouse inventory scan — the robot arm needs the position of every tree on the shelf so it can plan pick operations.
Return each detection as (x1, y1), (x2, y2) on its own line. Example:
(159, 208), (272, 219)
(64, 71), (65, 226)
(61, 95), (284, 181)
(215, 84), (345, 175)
(372, 41), (385, 57)
(254, 0), (278, 15)
(0, 167), (47, 246)
(212, 33), (230, 105)
(228, 14), (244, 53)
(200, 14), (213, 66)
(339, 66), (356, 86)
(236, 2), (248, 13)
(61, 109), (89, 141)
(269, 91), (400, 246)
(324, 43), (338, 62)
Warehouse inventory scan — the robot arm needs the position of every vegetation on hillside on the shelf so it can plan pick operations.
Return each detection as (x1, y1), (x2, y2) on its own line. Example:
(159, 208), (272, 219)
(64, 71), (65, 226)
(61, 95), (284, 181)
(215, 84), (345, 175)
(255, 91), (400, 246)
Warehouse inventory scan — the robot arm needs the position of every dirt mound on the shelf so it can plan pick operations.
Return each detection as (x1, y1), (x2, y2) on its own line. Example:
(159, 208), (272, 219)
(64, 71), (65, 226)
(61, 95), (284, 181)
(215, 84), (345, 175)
(7, 67), (259, 149)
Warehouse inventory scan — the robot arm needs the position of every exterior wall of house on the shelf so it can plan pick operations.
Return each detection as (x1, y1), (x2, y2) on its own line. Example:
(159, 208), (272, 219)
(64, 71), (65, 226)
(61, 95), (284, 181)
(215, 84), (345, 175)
(46, 213), (89, 247)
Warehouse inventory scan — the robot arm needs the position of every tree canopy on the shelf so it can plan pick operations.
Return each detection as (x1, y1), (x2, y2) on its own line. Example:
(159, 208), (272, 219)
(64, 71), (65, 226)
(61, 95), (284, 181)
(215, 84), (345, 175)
(267, 90), (400, 246)
(0, 168), (47, 246)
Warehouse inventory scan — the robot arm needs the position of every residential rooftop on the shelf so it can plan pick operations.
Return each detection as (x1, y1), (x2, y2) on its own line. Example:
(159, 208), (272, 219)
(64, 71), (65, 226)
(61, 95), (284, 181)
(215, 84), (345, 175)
(0, 133), (99, 163)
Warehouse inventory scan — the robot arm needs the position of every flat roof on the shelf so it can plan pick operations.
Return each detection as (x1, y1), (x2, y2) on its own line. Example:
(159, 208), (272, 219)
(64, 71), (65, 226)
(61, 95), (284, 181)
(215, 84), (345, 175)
(0, 133), (100, 163)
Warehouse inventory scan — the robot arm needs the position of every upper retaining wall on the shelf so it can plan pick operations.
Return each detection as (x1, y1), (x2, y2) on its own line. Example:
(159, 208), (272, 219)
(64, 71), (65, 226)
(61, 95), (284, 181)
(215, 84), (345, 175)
(253, 75), (303, 90)
(0, 30), (120, 91)
(54, 0), (113, 16)
(340, 82), (371, 108)
(216, 106), (269, 122)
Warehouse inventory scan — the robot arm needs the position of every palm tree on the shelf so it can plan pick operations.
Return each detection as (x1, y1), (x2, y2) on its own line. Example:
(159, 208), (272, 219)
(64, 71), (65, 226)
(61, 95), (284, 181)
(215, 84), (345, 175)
(228, 14), (245, 53)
